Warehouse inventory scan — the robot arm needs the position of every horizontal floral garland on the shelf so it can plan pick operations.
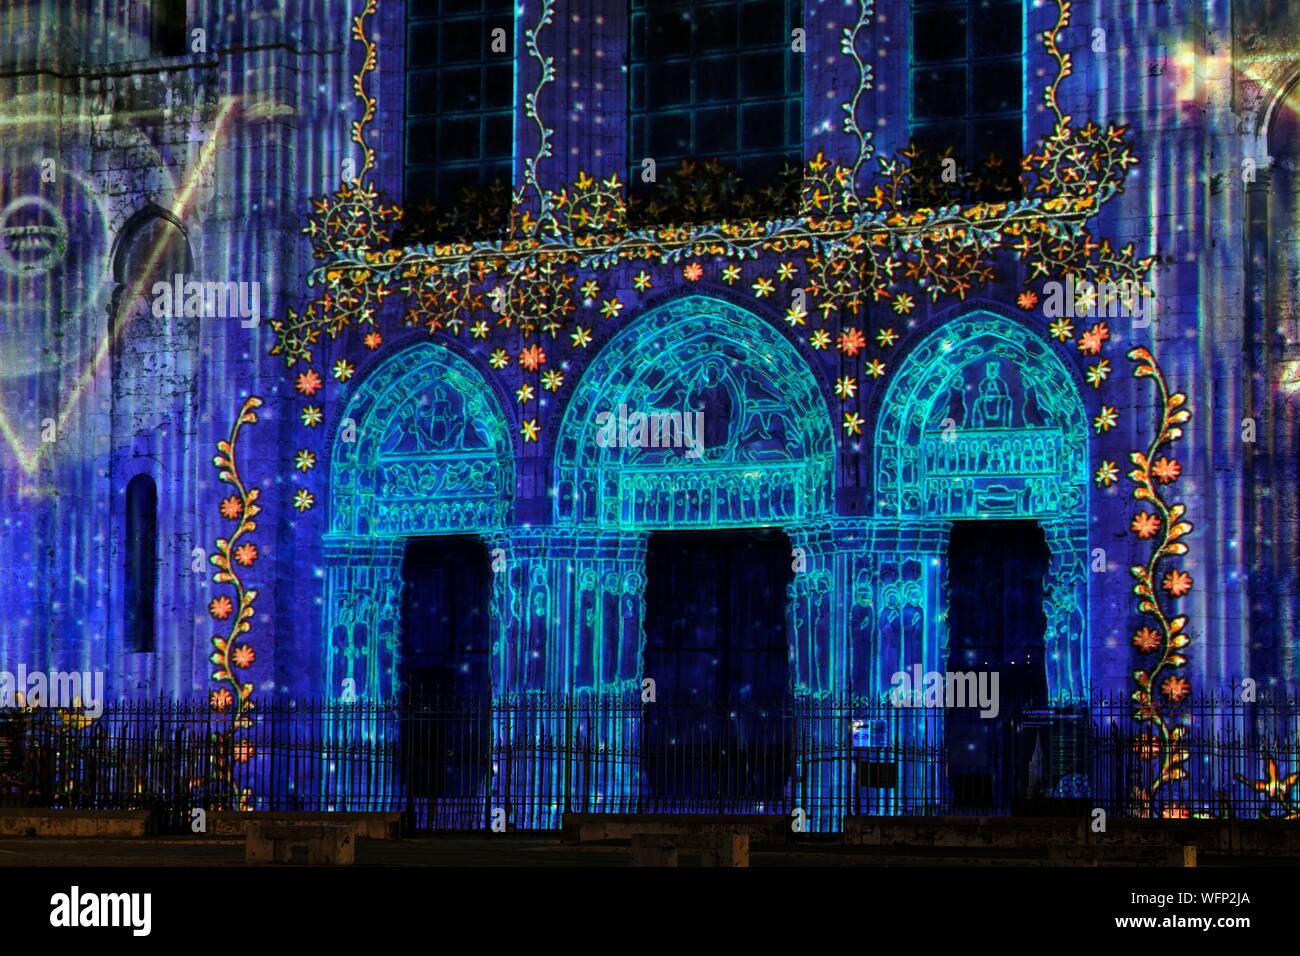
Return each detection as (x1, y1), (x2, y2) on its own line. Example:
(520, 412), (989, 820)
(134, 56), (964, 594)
(271, 0), (1150, 438)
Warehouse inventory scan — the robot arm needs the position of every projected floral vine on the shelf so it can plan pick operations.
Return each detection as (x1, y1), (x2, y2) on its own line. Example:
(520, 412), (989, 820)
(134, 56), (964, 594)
(1123, 348), (1193, 818)
(349, 0), (379, 181)
(521, 0), (558, 233)
(839, 0), (875, 182)
(206, 396), (263, 809)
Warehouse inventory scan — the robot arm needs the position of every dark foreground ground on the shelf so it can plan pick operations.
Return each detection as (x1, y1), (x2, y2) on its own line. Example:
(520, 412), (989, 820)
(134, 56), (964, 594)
(0, 834), (1294, 867)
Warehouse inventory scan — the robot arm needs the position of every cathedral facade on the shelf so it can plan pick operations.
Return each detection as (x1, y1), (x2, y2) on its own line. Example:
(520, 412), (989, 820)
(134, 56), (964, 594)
(1, 0), (1298, 820)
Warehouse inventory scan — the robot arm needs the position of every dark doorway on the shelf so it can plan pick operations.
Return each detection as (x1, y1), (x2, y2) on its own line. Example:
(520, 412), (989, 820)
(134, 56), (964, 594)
(640, 528), (794, 810)
(398, 536), (493, 825)
(400, 536), (493, 698)
(944, 520), (1050, 810)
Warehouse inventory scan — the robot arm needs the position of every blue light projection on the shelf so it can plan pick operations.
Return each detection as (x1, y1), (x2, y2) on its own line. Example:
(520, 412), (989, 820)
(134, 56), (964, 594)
(873, 312), (1090, 705)
(10, 0), (1300, 827)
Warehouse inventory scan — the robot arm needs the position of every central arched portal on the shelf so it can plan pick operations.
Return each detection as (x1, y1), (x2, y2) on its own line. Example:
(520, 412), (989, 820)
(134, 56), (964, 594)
(550, 294), (837, 814)
(552, 293), (837, 699)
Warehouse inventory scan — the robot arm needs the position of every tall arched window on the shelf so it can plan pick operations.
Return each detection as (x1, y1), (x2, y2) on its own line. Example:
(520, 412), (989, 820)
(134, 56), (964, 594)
(125, 474), (158, 653)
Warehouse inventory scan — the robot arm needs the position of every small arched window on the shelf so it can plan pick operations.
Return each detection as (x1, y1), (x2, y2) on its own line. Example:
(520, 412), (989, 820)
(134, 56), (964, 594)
(125, 474), (158, 653)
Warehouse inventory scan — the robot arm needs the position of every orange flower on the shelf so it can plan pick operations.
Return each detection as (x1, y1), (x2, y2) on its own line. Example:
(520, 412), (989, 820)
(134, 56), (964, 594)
(1016, 290), (1038, 310)
(1132, 733), (1161, 759)
(682, 262), (703, 281)
(1077, 322), (1110, 356)
(208, 596), (234, 621)
(518, 344), (546, 372)
(1132, 627), (1162, 653)
(1162, 569), (1193, 598)
(233, 740), (256, 763)
(1151, 456), (1181, 484)
(1131, 512), (1161, 539)
(1160, 675), (1190, 702)
(219, 495), (243, 521)
(234, 542), (259, 567)
(837, 327), (866, 356)
(210, 688), (233, 712)
(295, 368), (323, 397)
(232, 644), (256, 670)
(363, 331), (383, 350)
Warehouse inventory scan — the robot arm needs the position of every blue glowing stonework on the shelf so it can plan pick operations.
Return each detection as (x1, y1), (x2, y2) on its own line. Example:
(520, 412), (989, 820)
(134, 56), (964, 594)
(1, 0), (1298, 826)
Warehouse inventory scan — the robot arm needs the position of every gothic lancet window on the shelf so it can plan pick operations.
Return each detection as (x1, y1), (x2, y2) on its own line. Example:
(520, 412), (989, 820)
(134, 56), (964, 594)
(404, 0), (516, 239)
(151, 0), (187, 57)
(125, 474), (158, 654)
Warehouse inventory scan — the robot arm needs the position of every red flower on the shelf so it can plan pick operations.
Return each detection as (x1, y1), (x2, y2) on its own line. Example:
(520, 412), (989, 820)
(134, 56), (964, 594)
(1151, 456), (1181, 484)
(233, 542), (259, 567)
(518, 345), (546, 372)
(1131, 512), (1161, 539)
(1160, 675), (1190, 702)
(1162, 569), (1193, 598)
(295, 368), (324, 397)
(1077, 322), (1110, 356)
(209, 596), (234, 621)
(837, 327), (866, 356)
(210, 688), (233, 712)
(219, 495), (243, 521)
(232, 644), (256, 670)
(1132, 627), (1162, 653)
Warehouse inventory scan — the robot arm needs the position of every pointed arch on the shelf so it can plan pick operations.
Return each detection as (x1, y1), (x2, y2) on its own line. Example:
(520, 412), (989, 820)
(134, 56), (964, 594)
(553, 294), (835, 528)
(873, 310), (1089, 519)
(872, 310), (1091, 703)
(330, 341), (514, 537)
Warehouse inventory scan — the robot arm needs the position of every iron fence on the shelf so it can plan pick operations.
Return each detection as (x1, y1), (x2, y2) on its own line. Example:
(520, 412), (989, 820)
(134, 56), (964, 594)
(1, 694), (1297, 832)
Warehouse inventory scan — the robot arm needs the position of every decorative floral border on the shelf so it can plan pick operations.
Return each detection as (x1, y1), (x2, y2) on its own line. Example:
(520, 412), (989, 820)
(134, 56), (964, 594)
(206, 396), (263, 810)
(270, 0), (1150, 403)
(1123, 348), (1194, 817)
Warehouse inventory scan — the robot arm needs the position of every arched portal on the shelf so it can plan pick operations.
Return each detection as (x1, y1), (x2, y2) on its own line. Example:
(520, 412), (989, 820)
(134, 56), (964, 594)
(554, 294), (835, 528)
(547, 294), (837, 817)
(323, 342), (513, 701)
(873, 311), (1090, 704)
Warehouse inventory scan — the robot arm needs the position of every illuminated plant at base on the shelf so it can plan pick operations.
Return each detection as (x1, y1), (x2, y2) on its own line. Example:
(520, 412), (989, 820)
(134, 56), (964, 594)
(1124, 349), (1193, 818)
(207, 395), (263, 810)
(1237, 754), (1300, 819)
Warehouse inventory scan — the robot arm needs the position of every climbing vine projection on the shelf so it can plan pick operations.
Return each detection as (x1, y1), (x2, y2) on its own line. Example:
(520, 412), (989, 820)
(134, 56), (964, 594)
(205, 396), (263, 809)
(1120, 351), (1193, 818)
(249, 0), (1202, 811)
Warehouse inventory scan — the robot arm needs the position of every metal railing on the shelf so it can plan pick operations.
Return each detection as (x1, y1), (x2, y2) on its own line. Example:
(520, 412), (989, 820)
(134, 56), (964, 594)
(2, 694), (1297, 831)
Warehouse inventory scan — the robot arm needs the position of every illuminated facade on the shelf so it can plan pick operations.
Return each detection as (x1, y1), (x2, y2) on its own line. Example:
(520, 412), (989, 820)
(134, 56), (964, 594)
(2, 0), (1299, 821)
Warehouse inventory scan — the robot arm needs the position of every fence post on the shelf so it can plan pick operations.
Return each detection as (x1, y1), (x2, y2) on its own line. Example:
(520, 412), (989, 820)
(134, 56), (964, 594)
(563, 694), (572, 822)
